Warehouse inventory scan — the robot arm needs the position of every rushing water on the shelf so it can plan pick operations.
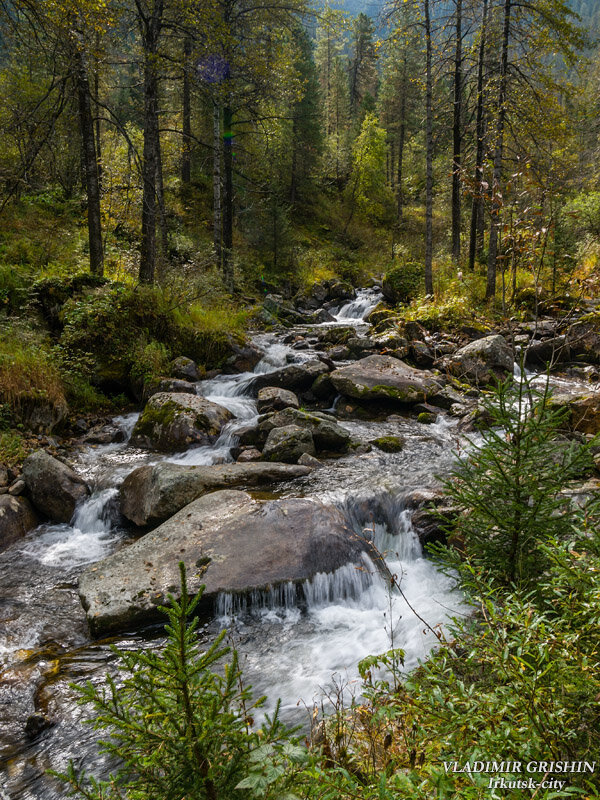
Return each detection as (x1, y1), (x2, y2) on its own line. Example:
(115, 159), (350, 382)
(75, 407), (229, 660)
(1, 288), (468, 798)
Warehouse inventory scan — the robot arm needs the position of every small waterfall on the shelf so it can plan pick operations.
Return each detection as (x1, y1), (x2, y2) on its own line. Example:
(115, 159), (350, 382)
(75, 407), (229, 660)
(333, 288), (383, 322)
(340, 492), (422, 562)
(303, 554), (379, 608)
(20, 488), (122, 567)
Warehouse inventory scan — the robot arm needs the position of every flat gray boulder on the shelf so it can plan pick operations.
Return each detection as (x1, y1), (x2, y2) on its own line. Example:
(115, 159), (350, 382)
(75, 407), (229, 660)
(0, 496), (38, 552)
(129, 392), (233, 451)
(444, 334), (513, 386)
(79, 490), (376, 636)
(120, 461), (312, 527)
(330, 355), (442, 404)
(22, 450), (89, 522)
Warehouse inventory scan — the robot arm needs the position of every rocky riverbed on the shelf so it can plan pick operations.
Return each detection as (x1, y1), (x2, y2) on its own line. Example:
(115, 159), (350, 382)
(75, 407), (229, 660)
(1, 287), (599, 799)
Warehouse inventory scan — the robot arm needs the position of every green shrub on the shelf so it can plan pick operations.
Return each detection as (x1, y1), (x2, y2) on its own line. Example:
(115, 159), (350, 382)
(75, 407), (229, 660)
(0, 430), (27, 466)
(382, 262), (423, 304)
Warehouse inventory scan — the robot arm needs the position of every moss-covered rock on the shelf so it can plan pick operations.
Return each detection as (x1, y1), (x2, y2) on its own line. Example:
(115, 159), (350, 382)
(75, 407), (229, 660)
(130, 392), (233, 452)
(370, 435), (405, 452)
(330, 355), (442, 405)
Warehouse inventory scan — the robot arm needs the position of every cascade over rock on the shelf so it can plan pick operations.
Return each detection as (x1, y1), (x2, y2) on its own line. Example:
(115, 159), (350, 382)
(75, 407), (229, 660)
(79, 490), (379, 636)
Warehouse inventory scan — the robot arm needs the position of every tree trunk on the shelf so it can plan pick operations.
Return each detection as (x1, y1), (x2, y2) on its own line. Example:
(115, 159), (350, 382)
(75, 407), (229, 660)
(94, 32), (102, 193)
(213, 102), (222, 268)
(486, 0), (511, 301)
(222, 103), (234, 290)
(138, 0), (163, 285)
(397, 55), (407, 223)
(451, 0), (463, 264)
(424, 0), (434, 295)
(468, 0), (488, 272)
(75, 41), (103, 277)
(181, 35), (192, 185)
(156, 132), (168, 262)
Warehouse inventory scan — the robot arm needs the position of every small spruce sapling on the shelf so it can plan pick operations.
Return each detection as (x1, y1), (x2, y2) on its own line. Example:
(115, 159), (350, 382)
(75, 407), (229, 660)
(55, 563), (306, 800)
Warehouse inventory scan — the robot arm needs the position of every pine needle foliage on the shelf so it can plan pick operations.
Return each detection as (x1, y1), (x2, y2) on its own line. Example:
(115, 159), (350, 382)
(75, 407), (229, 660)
(55, 563), (305, 800)
(441, 373), (595, 588)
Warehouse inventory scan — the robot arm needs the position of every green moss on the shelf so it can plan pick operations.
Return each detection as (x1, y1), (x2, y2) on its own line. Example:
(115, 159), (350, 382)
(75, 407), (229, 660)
(370, 435), (405, 453)
(134, 399), (179, 438)
(417, 412), (436, 424)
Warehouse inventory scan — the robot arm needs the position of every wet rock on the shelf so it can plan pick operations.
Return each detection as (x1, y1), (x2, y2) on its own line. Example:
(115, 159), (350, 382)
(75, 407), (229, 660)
(311, 372), (336, 401)
(430, 385), (464, 410)
(565, 317), (600, 364)
(298, 452), (322, 468)
(370, 435), (405, 453)
(8, 479), (25, 496)
(13, 395), (68, 435)
(417, 412), (436, 424)
(524, 336), (570, 368)
(237, 424), (261, 447)
(170, 356), (201, 382)
(129, 392), (233, 452)
(22, 451), (89, 523)
(411, 504), (458, 549)
(146, 378), (198, 398)
(311, 309), (336, 324)
(82, 424), (126, 445)
(549, 392), (600, 435)
(120, 461), (311, 527)
(443, 334), (514, 386)
(330, 355), (443, 405)
(327, 345), (352, 361)
(0, 495), (39, 552)
(236, 447), (262, 463)
(258, 408), (351, 453)
(318, 326), (355, 345)
(256, 387), (299, 414)
(0, 465), (7, 489)
(410, 341), (434, 367)
(80, 491), (377, 636)
(224, 338), (263, 373)
(264, 294), (309, 326)
(347, 337), (377, 356)
(458, 405), (495, 432)
(250, 360), (330, 393)
(24, 713), (54, 740)
(261, 425), (316, 463)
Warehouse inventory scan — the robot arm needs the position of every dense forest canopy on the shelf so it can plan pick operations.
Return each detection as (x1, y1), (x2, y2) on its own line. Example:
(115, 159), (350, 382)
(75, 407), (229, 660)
(0, 0), (597, 308)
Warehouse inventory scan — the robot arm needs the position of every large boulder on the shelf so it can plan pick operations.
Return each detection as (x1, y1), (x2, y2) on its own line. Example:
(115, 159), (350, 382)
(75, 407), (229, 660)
(120, 461), (312, 527)
(13, 396), (68, 434)
(0, 496), (38, 552)
(22, 451), (89, 522)
(261, 425), (316, 463)
(223, 337), (263, 373)
(330, 355), (443, 404)
(79, 491), (377, 636)
(256, 387), (299, 414)
(258, 408), (351, 453)
(565, 317), (600, 365)
(524, 336), (570, 369)
(129, 392), (233, 451)
(550, 391), (600, 435)
(443, 334), (513, 386)
(250, 360), (330, 393)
